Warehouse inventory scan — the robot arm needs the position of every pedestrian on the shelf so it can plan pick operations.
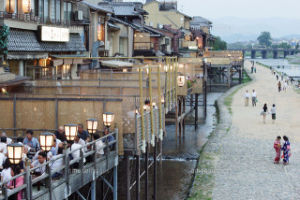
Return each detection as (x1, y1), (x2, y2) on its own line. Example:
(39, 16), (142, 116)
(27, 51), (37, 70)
(270, 104), (276, 124)
(244, 90), (250, 106)
(254, 66), (256, 73)
(276, 74), (279, 80)
(252, 89), (257, 107)
(281, 136), (291, 165)
(273, 136), (281, 164)
(283, 81), (288, 92)
(261, 103), (268, 123)
(278, 81), (281, 92)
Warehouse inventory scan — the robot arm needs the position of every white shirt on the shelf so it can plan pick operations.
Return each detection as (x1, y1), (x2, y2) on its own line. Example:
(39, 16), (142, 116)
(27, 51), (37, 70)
(1, 167), (12, 185)
(32, 160), (46, 174)
(32, 151), (52, 162)
(69, 143), (86, 163)
(0, 142), (7, 154)
(244, 92), (250, 98)
(271, 107), (276, 114)
(252, 92), (257, 98)
(0, 153), (6, 169)
(6, 138), (12, 144)
(50, 154), (64, 173)
(96, 140), (105, 155)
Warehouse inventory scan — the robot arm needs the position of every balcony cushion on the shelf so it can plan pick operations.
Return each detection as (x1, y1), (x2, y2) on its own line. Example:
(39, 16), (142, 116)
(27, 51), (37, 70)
(7, 29), (86, 52)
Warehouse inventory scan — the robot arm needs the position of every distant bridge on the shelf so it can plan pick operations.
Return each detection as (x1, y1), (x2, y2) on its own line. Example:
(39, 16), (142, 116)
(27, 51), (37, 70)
(228, 48), (299, 59)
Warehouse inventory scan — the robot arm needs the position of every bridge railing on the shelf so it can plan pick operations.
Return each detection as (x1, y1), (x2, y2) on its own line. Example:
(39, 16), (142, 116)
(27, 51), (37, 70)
(0, 130), (118, 200)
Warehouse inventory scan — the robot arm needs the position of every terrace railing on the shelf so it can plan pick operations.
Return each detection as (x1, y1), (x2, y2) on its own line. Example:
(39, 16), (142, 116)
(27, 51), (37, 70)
(0, 130), (118, 200)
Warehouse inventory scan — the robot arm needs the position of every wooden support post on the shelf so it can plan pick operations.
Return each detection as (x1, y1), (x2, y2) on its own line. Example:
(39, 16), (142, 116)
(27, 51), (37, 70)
(13, 94), (16, 137)
(178, 98), (181, 138)
(136, 155), (140, 200)
(144, 144), (149, 200)
(183, 97), (186, 137)
(195, 94), (198, 129)
(125, 154), (131, 200)
(175, 97), (178, 140)
(55, 98), (59, 130)
(153, 138), (157, 200)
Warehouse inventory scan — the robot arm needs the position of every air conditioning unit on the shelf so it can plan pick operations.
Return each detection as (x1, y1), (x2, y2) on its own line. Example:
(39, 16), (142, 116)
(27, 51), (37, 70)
(75, 10), (83, 21)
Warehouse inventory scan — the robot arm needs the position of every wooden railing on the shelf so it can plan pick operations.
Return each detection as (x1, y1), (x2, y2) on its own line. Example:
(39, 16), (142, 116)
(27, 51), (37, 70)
(0, 130), (118, 200)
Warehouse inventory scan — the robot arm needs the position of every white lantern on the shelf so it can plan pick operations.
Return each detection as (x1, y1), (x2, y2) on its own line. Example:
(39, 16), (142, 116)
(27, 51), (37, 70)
(22, 0), (31, 13)
(39, 132), (54, 152)
(86, 118), (98, 134)
(64, 124), (78, 141)
(5, 0), (15, 13)
(103, 112), (115, 128)
(164, 65), (168, 72)
(177, 75), (185, 87)
(161, 96), (165, 104)
(7, 143), (23, 165)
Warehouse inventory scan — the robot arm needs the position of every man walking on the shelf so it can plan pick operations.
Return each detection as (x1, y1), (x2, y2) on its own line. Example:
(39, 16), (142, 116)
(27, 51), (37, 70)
(252, 89), (257, 107)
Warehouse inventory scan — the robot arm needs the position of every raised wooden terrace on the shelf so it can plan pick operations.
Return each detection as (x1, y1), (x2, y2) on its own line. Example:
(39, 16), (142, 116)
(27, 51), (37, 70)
(0, 131), (118, 200)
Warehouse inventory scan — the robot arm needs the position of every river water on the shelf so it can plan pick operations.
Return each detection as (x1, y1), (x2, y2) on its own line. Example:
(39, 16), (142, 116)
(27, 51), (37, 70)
(252, 58), (300, 78)
(139, 93), (223, 200)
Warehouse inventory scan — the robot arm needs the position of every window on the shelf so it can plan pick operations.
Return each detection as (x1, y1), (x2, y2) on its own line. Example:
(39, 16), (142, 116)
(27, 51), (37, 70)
(55, 0), (61, 23)
(64, 2), (72, 24)
(97, 17), (105, 41)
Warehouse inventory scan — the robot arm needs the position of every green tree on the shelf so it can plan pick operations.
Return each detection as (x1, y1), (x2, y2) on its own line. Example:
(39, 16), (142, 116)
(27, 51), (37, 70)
(295, 43), (299, 50)
(0, 25), (9, 64)
(257, 32), (272, 47)
(278, 42), (291, 49)
(212, 36), (227, 50)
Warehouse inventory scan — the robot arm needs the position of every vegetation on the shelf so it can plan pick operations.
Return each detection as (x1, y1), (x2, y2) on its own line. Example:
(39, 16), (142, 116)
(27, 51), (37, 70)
(212, 36), (227, 50)
(272, 42), (291, 49)
(257, 31), (272, 47)
(0, 25), (9, 63)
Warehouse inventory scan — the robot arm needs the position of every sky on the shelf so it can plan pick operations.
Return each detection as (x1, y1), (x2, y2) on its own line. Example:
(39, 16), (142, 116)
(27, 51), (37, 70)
(173, 0), (300, 20)
(124, 0), (300, 41)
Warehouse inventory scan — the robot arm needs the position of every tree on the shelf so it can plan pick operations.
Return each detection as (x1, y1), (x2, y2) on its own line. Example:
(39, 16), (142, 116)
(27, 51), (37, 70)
(278, 42), (291, 49)
(296, 43), (299, 50)
(212, 36), (227, 50)
(0, 25), (9, 64)
(257, 32), (272, 47)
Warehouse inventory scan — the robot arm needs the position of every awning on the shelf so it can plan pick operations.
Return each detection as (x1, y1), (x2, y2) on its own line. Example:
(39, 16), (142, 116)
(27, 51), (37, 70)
(100, 60), (133, 68)
(8, 29), (86, 53)
(7, 52), (48, 60)
(51, 54), (87, 66)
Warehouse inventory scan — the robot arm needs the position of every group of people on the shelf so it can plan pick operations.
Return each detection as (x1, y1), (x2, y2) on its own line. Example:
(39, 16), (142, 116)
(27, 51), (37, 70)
(244, 89), (257, 107)
(274, 135), (291, 165)
(0, 125), (114, 199)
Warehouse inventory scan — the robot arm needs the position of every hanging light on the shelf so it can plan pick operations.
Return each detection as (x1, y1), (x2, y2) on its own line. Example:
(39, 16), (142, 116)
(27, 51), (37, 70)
(7, 143), (23, 165)
(103, 112), (115, 128)
(164, 65), (168, 72)
(22, 0), (31, 13)
(86, 118), (98, 134)
(64, 124), (78, 141)
(5, 0), (16, 13)
(39, 132), (54, 152)
(152, 102), (156, 108)
(177, 75), (186, 87)
(179, 64), (184, 69)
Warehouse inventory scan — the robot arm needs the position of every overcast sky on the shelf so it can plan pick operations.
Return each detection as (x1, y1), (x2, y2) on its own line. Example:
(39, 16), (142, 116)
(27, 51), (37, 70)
(176, 0), (300, 20)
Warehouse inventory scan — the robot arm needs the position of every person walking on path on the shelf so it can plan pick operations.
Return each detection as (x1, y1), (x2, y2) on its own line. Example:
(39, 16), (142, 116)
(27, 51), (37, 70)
(252, 89), (257, 107)
(270, 104), (276, 124)
(244, 90), (250, 106)
(273, 136), (281, 164)
(278, 81), (281, 92)
(281, 136), (291, 165)
(283, 81), (288, 92)
(276, 74), (279, 80)
(261, 103), (268, 123)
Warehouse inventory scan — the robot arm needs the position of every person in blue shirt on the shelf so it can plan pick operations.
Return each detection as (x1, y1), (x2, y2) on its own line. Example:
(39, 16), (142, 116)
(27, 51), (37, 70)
(77, 124), (89, 141)
(23, 130), (40, 152)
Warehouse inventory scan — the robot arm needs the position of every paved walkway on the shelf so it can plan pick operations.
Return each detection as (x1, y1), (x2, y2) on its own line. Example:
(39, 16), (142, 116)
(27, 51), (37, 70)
(212, 61), (300, 200)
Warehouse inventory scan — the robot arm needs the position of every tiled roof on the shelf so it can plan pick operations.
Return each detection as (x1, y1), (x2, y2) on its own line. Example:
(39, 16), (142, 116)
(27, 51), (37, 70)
(8, 29), (86, 52)
(81, 1), (113, 13)
(98, 2), (146, 16)
(191, 16), (212, 27)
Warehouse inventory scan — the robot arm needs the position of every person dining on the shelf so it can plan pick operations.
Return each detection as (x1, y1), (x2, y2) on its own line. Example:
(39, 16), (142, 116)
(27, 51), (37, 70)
(31, 152), (47, 175)
(54, 126), (67, 142)
(77, 124), (89, 141)
(23, 130), (40, 152)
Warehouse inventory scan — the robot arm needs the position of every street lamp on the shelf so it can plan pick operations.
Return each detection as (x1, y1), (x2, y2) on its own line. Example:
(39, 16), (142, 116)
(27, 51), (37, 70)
(7, 143), (23, 165)
(86, 118), (98, 136)
(39, 132), (54, 152)
(64, 124), (78, 141)
(177, 75), (186, 87)
(103, 112), (115, 128)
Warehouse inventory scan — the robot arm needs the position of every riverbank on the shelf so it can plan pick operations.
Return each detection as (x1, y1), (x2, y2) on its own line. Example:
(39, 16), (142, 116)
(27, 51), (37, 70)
(188, 61), (253, 200)
(189, 60), (300, 199)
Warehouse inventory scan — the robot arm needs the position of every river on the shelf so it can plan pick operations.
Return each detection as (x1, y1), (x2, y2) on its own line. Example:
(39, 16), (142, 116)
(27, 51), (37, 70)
(252, 58), (300, 78)
(138, 93), (222, 200)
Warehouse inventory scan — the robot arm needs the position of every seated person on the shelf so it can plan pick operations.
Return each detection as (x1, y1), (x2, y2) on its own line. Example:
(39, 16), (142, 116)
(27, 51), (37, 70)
(31, 152), (47, 175)
(67, 140), (85, 169)
(77, 124), (89, 141)
(50, 147), (64, 178)
(1, 132), (12, 144)
(54, 126), (67, 142)
(23, 130), (40, 159)
(93, 134), (105, 156)
(0, 137), (7, 155)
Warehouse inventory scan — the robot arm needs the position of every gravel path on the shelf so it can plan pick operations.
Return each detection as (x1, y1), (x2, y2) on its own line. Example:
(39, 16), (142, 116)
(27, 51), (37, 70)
(212, 61), (300, 200)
